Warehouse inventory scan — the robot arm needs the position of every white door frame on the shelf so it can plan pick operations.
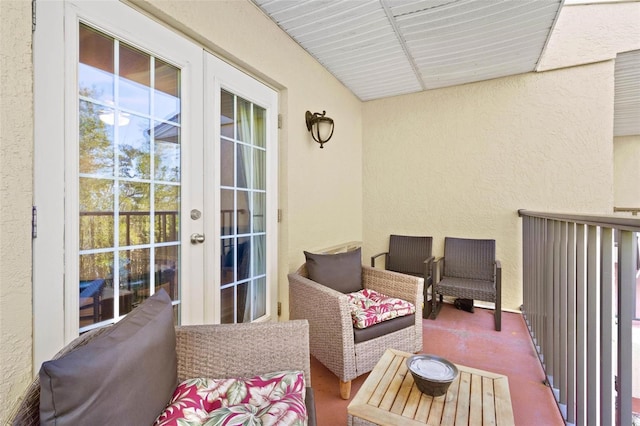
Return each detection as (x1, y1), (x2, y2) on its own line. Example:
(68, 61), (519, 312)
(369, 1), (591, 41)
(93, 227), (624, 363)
(203, 54), (279, 324)
(33, 0), (279, 371)
(33, 0), (203, 369)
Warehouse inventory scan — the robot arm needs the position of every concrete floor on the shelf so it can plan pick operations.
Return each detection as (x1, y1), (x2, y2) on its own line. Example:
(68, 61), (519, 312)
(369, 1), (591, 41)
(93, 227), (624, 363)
(310, 303), (565, 425)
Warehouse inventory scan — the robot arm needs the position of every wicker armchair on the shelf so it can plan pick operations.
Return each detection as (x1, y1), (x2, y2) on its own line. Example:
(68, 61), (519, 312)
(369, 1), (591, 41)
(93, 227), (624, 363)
(288, 264), (423, 400)
(431, 237), (502, 331)
(7, 320), (316, 426)
(371, 234), (434, 318)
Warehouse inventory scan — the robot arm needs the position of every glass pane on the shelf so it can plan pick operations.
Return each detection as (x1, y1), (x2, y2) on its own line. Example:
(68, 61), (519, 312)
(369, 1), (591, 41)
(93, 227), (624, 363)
(220, 286), (234, 324)
(80, 177), (114, 212)
(252, 235), (265, 276)
(120, 43), (150, 86)
(236, 144), (251, 189)
(155, 138), (181, 182)
(237, 237), (251, 281)
(155, 184), (180, 243)
(79, 178), (114, 250)
(221, 239), (234, 285)
(221, 189), (234, 236)
(155, 58), (180, 123)
(253, 148), (265, 190)
(237, 191), (250, 234)
(236, 281), (249, 323)
(252, 192), (265, 233)
(79, 24), (114, 103)
(156, 245), (178, 300)
(252, 278), (266, 320)
(79, 252), (114, 326)
(221, 90), (234, 138)
(118, 114), (151, 179)
(80, 213), (114, 251)
(119, 43), (150, 115)
(236, 97), (251, 143)
(119, 248), (150, 308)
(79, 100), (114, 176)
(118, 182), (150, 246)
(253, 106), (266, 148)
(220, 139), (234, 187)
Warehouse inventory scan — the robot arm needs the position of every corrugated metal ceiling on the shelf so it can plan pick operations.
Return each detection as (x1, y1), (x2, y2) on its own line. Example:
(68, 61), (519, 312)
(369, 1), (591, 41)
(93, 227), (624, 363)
(252, 0), (639, 136)
(252, 0), (563, 100)
(615, 50), (640, 137)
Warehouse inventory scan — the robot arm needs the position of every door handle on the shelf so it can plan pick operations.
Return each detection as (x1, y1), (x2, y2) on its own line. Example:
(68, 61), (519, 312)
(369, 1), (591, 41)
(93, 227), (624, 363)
(190, 233), (205, 244)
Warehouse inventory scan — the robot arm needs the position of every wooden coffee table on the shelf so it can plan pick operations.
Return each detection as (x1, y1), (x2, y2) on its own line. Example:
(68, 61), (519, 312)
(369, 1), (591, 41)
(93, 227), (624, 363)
(347, 349), (514, 425)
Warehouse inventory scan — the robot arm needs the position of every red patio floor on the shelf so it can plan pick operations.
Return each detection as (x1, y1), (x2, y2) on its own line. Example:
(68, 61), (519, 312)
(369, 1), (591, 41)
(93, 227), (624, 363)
(310, 302), (564, 425)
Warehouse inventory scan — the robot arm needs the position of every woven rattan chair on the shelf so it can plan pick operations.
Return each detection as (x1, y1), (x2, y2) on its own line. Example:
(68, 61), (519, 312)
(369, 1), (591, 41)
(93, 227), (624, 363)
(288, 264), (423, 400)
(371, 235), (434, 318)
(7, 321), (316, 426)
(431, 237), (502, 331)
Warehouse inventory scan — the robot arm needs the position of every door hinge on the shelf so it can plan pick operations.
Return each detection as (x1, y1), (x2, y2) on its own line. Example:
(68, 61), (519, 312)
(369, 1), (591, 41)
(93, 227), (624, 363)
(277, 302), (281, 316)
(277, 209), (282, 223)
(32, 206), (38, 238)
(32, 0), (36, 32)
(277, 114), (282, 129)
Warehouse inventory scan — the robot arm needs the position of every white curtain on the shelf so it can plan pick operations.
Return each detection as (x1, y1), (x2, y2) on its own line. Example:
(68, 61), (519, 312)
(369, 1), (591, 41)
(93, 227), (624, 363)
(237, 100), (251, 323)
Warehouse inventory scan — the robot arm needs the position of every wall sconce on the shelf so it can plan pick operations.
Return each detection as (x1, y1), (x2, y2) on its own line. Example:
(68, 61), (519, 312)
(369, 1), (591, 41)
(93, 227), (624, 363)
(305, 110), (334, 149)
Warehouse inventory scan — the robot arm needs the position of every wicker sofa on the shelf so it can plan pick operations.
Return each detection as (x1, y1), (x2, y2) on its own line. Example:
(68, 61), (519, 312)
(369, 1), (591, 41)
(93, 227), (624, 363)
(289, 262), (423, 399)
(7, 320), (316, 425)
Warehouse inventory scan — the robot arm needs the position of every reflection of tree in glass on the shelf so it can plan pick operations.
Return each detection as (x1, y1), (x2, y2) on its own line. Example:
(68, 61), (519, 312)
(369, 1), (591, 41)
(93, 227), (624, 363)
(119, 118), (151, 180)
(79, 88), (113, 176)
(155, 142), (181, 182)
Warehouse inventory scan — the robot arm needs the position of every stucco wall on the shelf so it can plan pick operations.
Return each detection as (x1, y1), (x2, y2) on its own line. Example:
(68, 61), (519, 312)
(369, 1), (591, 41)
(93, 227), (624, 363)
(0, 0), (34, 421)
(538, 2), (640, 71)
(362, 61), (615, 311)
(614, 135), (640, 209)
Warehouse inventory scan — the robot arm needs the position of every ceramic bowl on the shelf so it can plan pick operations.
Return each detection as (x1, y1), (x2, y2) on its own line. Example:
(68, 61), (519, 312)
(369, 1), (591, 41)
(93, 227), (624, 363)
(406, 354), (459, 397)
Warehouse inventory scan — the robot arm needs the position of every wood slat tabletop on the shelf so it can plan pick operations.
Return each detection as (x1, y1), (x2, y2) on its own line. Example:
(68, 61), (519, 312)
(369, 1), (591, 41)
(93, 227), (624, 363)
(348, 349), (515, 426)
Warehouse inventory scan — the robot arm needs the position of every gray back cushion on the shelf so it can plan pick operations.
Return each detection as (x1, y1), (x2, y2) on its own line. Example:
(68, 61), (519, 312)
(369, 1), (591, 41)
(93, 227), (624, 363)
(39, 289), (177, 425)
(304, 247), (362, 293)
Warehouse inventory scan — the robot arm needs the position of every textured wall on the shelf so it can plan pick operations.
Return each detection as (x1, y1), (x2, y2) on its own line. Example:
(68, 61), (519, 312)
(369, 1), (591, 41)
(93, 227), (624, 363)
(538, 2), (640, 71)
(0, 1), (34, 422)
(614, 135), (640, 209)
(362, 61), (615, 311)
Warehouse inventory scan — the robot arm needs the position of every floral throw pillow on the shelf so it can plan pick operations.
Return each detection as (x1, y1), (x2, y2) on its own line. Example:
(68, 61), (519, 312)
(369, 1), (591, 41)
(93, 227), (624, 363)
(347, 288), (415, 329)
(155, 371), (307, 426)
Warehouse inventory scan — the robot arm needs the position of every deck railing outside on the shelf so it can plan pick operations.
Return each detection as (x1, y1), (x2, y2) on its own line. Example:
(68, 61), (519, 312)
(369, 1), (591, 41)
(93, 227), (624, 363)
(519, 210), (640, 426)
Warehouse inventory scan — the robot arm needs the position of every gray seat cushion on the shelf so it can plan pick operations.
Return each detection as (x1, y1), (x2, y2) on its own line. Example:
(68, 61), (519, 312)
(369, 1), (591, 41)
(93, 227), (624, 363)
(353, 314), (415, 344)
(39, 289), (177, 426)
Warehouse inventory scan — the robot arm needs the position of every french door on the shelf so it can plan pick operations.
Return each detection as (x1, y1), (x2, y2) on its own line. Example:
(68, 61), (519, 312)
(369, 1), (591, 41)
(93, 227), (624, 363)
(33, 0), (278, 368)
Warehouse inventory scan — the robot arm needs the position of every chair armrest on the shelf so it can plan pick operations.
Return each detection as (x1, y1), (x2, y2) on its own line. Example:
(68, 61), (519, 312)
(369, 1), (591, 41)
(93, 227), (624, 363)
(370, 251), (388, 267)
(175, 320), (312, 386)
(423, 255), (435, 282)
(362, 266), (423, 316)
(434, 257), (444, 283)
(288, 271), (356, 381)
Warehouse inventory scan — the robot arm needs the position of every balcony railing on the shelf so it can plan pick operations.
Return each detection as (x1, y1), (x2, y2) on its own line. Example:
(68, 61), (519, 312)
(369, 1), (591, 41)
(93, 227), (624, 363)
(519, 210), (640, 426)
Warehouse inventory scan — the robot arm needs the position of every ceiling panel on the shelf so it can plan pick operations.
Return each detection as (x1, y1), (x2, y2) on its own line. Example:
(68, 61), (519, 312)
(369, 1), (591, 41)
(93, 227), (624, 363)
(252, 1), (637, 137)
(252, 0), (562, 100)
(614, 50), (640, 137)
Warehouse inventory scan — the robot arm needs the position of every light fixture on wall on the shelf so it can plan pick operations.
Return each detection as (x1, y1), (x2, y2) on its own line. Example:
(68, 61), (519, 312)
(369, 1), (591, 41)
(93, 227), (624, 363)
(305, 110), (334, 149)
